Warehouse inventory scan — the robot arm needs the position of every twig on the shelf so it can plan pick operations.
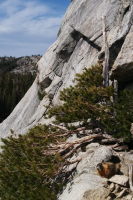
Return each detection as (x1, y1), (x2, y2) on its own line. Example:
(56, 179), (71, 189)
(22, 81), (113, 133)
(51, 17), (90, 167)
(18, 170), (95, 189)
(49, 123), (68, 131)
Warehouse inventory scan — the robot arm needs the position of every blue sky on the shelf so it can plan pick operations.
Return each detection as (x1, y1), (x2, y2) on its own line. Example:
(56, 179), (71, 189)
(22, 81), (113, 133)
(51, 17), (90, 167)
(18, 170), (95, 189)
(0, 0), (70, 57)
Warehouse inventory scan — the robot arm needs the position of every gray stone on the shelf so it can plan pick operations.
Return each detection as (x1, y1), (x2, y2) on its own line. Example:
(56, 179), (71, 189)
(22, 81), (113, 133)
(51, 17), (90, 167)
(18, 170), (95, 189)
(117, 189), (128, 198)
(111, 26), (133, 83)
(82, 187), (111, 200)
(112, 183), (121, 194)
(0, 0), (133, 138)
(58, 146), (112, 200)
(0, 0), (133, 199)
(109, 175), (129, 187)
(125, 194), (133, 200)
(109, 183), (115, 192)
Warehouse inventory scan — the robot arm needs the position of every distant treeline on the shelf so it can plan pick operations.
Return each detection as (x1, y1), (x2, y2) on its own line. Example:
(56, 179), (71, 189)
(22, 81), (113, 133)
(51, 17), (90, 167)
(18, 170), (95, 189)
(0, 57), (36, 122)
(0, 57), (17, 72)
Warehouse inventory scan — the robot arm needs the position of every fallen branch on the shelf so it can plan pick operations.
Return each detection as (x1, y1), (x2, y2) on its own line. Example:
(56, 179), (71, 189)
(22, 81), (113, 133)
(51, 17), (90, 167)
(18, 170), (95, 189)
(100, 138), (121, 145)
(49, 123), (68, 131)
(43, 134), (103, 156)
(63, 145), (81, 159)
(55, 134), (103, 151)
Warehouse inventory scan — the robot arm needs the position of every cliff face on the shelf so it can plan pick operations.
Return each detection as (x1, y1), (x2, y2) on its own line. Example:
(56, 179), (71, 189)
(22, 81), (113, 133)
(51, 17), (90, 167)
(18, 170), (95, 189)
(0, 0), (133, 141)
(0, 0), (133, 199)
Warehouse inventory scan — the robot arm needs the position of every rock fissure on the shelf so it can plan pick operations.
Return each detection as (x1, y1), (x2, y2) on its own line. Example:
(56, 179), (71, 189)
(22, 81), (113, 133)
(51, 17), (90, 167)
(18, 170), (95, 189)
(71, 26), (102, 51)
(123, 5), (130, 17)
(51, 29), (83, 78)
(48, 80), (63, 101)
(109, 37), (126, 68)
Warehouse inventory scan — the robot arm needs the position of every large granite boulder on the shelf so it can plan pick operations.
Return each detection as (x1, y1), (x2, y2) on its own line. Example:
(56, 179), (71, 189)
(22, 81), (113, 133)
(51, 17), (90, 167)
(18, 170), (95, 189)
(0, 0), (133, 137)
(58, 145), (112, 200)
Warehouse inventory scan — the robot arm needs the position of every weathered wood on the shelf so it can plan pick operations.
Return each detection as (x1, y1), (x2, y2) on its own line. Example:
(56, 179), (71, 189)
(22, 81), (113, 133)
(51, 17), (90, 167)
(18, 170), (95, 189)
(43, 134), (104, 156)
(113, 79), (118, 103)
(58, 134), (103, 151)
(100, 138), (120, 145)
(102, 16), (110, 87)
(49, 123), (68, 131)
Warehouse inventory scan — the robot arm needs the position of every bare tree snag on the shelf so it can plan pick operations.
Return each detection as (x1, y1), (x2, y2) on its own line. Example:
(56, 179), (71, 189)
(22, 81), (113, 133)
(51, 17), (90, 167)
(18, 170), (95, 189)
(129, 164), (133, 192)
(113, 79), (118, 103)
(102, 16), (110, 87)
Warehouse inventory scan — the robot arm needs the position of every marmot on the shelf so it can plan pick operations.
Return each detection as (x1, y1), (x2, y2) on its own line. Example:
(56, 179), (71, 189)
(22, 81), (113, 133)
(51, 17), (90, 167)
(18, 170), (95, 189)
(96, 161), (121, 178)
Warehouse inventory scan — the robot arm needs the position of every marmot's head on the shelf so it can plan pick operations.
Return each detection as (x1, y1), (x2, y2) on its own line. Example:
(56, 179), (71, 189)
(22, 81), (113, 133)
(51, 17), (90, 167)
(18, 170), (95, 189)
(96, 163), (103, 171)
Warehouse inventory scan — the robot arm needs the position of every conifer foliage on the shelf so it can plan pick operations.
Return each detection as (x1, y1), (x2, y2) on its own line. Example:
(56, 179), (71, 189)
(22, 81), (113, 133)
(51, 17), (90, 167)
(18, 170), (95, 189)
(0, 72), (35, 122)
(0, 64), (133, 200)
(48, 64), (133, 140)
(0, 125), (65, 200)
(48, 64), (113, 127)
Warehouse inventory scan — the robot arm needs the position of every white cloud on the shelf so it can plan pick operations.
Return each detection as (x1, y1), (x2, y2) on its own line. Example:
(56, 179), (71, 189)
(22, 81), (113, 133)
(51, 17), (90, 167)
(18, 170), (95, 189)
(0, 0), (61, 37)
(0, 0), (64, 56)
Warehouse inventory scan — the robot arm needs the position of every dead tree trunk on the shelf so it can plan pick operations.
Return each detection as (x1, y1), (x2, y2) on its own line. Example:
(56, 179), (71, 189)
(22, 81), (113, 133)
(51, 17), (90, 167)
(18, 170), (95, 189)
(113, 79), (118, 103)
(102, 16), (110, 87)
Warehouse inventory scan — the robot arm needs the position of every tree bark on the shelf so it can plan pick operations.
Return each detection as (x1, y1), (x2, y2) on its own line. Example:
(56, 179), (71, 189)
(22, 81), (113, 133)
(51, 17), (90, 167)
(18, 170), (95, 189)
(113, 79), (118, 103)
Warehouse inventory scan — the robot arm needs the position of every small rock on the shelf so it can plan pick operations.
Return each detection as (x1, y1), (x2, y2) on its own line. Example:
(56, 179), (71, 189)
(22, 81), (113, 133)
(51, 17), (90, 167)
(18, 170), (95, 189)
(113, 184), (121, 194)
(120, 163), (129, 177)
(84, 130), (93, 134)
(117, 188), (128, 198)
(106, 197), (112, 200)
(109, 183), (115, 192)
(82, 187), (111, 200)
(113, 145), (129, 152)
(93, 128), (101, 133)
(109, 175), (129, 187)
(125, 194), (133, 200)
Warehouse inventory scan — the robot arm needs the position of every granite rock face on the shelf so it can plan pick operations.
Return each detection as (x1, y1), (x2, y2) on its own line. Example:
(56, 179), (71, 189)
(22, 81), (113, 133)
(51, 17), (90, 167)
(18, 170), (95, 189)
(111, 26), (133, 83)
(0, 1), (133, 199)
(58, 145), (133, 200)
(0, 0), (133, 137)
(58, 145), (112, 200)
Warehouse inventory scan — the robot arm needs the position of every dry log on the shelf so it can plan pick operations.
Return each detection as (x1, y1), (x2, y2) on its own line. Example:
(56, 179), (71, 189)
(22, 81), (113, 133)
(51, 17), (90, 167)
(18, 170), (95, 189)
(58, 134), (103, 151)
(42, 134), (104, 156)
(42, 132), (125, 157)
(113, 145), (129, 152)
(49, 123), (68, 131)
(100, 138), (120, 145)
(63, 147), (78, 159)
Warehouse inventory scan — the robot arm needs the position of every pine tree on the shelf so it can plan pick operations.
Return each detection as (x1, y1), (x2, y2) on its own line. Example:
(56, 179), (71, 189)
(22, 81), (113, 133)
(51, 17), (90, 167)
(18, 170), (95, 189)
(48, 64), (133, 141)
(0, 125), (65, 200)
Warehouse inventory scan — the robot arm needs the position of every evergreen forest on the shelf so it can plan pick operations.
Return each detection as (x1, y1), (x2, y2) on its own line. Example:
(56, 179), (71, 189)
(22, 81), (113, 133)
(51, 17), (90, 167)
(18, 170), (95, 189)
(0, 57), (36, 122)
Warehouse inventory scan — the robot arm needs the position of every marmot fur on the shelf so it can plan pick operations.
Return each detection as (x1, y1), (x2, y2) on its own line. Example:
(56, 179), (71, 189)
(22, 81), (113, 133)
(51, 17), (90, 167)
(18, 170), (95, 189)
(96, 161), (121, 178)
